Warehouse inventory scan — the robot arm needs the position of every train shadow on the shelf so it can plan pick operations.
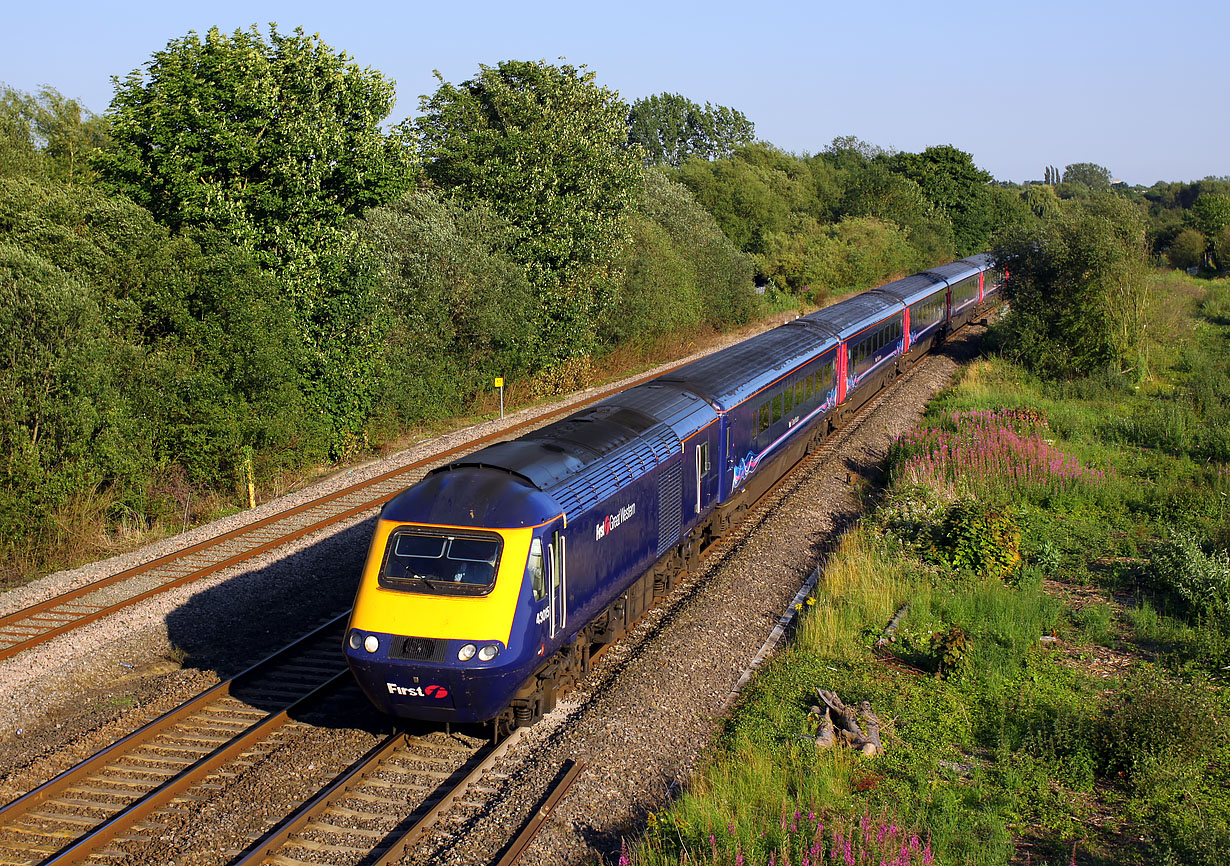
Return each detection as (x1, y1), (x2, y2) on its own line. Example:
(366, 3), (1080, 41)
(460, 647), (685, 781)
(163, 514), (381, 729)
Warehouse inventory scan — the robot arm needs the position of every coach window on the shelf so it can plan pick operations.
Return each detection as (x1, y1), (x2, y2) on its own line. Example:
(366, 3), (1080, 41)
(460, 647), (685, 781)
(784, 386), (794, 414)
(758, 402), (770, 434)
(528, 537), (546, 602)
(772, 394), (783, 423)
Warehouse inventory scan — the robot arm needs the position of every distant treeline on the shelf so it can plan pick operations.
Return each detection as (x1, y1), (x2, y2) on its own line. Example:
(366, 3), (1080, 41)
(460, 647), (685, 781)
(0, 24), (1225, 579)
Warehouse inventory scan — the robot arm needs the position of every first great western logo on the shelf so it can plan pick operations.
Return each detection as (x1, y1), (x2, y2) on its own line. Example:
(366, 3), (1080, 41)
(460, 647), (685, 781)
(594, 503), (636, 541)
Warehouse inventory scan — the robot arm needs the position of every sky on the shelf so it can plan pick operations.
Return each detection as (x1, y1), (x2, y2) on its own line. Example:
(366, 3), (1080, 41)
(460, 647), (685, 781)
(3, 0), (1225, 187)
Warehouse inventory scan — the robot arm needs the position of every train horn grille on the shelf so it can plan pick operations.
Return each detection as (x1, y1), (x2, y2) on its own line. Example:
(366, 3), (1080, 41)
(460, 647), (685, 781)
(390, 636), (447, 662)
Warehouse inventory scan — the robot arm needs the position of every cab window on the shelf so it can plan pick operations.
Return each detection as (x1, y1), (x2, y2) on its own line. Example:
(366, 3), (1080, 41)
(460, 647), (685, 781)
(379, 528), (502, 596)
(527, 537), (546, 602)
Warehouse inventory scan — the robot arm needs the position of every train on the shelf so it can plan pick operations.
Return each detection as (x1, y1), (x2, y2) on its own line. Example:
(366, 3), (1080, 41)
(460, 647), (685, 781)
(343, 255), (1003, 735)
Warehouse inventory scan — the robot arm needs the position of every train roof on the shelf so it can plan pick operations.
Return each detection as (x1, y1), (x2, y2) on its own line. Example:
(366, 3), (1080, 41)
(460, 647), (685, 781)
(961, 253), (993, 270)
(798, 291), (903, 340)
(381, 466), (561, 529)
(925, 258), (982, 284)
(867, 272), (947, 307)
(409, 387), (717, 525)
(656, 323), (838, 412)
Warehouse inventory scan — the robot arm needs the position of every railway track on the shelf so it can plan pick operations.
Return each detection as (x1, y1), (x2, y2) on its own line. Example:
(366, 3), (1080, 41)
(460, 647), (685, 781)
(0, 362), (704, 666)
(0, 617), (355, 866)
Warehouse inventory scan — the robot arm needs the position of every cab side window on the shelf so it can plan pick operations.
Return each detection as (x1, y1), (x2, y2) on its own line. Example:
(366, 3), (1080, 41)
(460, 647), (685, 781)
(528, 537), (546, 602)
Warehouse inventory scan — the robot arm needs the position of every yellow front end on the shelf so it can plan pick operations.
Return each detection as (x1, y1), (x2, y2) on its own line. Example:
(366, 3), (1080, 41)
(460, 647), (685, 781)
(350, 520), (533, 643)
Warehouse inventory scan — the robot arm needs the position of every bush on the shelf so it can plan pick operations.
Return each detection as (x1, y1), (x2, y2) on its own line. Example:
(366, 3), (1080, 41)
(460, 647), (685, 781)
(927, 500), (1022, 578)
(1147, 529), (1230, 617)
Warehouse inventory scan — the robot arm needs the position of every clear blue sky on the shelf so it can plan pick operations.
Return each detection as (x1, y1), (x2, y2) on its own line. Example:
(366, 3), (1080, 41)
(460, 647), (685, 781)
(3, 0), (1225, 186)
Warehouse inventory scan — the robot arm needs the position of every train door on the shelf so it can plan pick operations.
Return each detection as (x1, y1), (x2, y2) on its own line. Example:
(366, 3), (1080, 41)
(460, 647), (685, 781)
(547, 529), (567, 638)
(694, 428), (717, 514)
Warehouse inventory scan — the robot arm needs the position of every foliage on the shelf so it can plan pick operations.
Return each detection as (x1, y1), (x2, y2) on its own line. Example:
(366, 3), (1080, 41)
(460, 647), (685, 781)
(0, 84), (109, 183)
(1147, 530), (1230, 617)
(1060, 162), (1113, 192)
(993, 194), (1151, 377)
(883, 145), (996, 256)
(674, 143), (823, 257)
(926, 500), (1021, 579)
(96, 25), (411, 269)
(604, 167), (757, 347)
(1190, 194), (1230, 270)
(357, 189), (535, 428)
(94, 25), (414, 451)
(838, 162), (955, 266)
(1167, 227), (1207, 270)
(627, 92), (755, 166)
(0, 176), (310, 573)
(409, 59), (640, 364)
(759, 215), (920, 298)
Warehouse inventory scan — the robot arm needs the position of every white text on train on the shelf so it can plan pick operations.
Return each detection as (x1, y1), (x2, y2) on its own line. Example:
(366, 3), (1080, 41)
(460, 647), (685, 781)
(595, 503), (636, 541)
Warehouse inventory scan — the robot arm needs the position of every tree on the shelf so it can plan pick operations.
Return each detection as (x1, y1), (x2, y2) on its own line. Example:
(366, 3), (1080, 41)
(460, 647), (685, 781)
(95, 25), (412, 276)
(409, 59), (641, 363)
(884, 145), (995, 255)
(358, 190), (536, 425)
(837, 162), (955, 266)
(994, 195), (1150, 378)
(627, 93), (755, 166)
(1167, 228), (1206, 270)
(0, 84), (109, 182)
(1062, 162), (1113, 191)
(94, 25), (414, 450)
(1190, 193), (1230, 270)
(605, 167), (756, 346)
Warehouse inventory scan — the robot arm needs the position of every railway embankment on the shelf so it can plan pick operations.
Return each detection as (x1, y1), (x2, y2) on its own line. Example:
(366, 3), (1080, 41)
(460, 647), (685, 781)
(626, 272), (1230, 866)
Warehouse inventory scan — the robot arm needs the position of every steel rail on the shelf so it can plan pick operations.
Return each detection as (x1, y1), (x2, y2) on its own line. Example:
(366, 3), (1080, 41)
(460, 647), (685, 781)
(30, 670), (355, 866)
(493, 759), (585, 866)
(0, 614), (349, 829)
(0, 361), (698, 664)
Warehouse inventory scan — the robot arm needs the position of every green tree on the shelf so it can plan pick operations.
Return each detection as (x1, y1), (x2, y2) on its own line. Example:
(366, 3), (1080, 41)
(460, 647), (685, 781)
(1061, 162), (1113, 191)
(675, 143), (821, 257)
(94, 25), (414, 450)
(1167, 228), (1206, 270)
(837, 162), (955, 266)
(994, 194), (1150, 377)
(627, 93), (755, 166)
(605, 167), (756, 345)
(0, 84), (109, 182)
(884, 145), (995, 255)
(409, 59), (641, 364)
(95, 25), (412, 278)
(1190, 193), (1230, 270)
(358, 189), (536, 427)
(0, 176), (312, 569)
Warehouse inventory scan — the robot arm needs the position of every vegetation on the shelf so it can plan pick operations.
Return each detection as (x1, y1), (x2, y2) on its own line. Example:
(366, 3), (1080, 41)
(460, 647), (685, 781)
(627, 92), (755, 166)
(628, 269), (1230, 865)
(409, 59), (642, 366)
(1, 23), (1227, 613)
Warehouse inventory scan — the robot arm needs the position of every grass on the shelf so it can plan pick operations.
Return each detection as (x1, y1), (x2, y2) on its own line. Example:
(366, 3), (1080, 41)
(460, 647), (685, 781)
(628, 272), (1230, 866)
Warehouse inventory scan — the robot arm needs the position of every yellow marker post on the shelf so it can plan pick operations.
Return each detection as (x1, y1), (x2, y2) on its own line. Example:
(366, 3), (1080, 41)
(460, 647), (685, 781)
(495, 377), (504, 418)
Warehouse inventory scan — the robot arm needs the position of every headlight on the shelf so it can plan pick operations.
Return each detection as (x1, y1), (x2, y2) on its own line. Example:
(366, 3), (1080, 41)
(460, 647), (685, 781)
(348, 630), (362, 650)
(363, 635), (380, 653)
(457, 643), (477, 661)
(478, 643), (500, 661)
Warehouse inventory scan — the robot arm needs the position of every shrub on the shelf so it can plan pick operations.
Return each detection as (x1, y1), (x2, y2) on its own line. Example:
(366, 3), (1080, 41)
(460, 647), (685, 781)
(927, 500), (1021, 579)
(1147, 529), (1230, 617)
